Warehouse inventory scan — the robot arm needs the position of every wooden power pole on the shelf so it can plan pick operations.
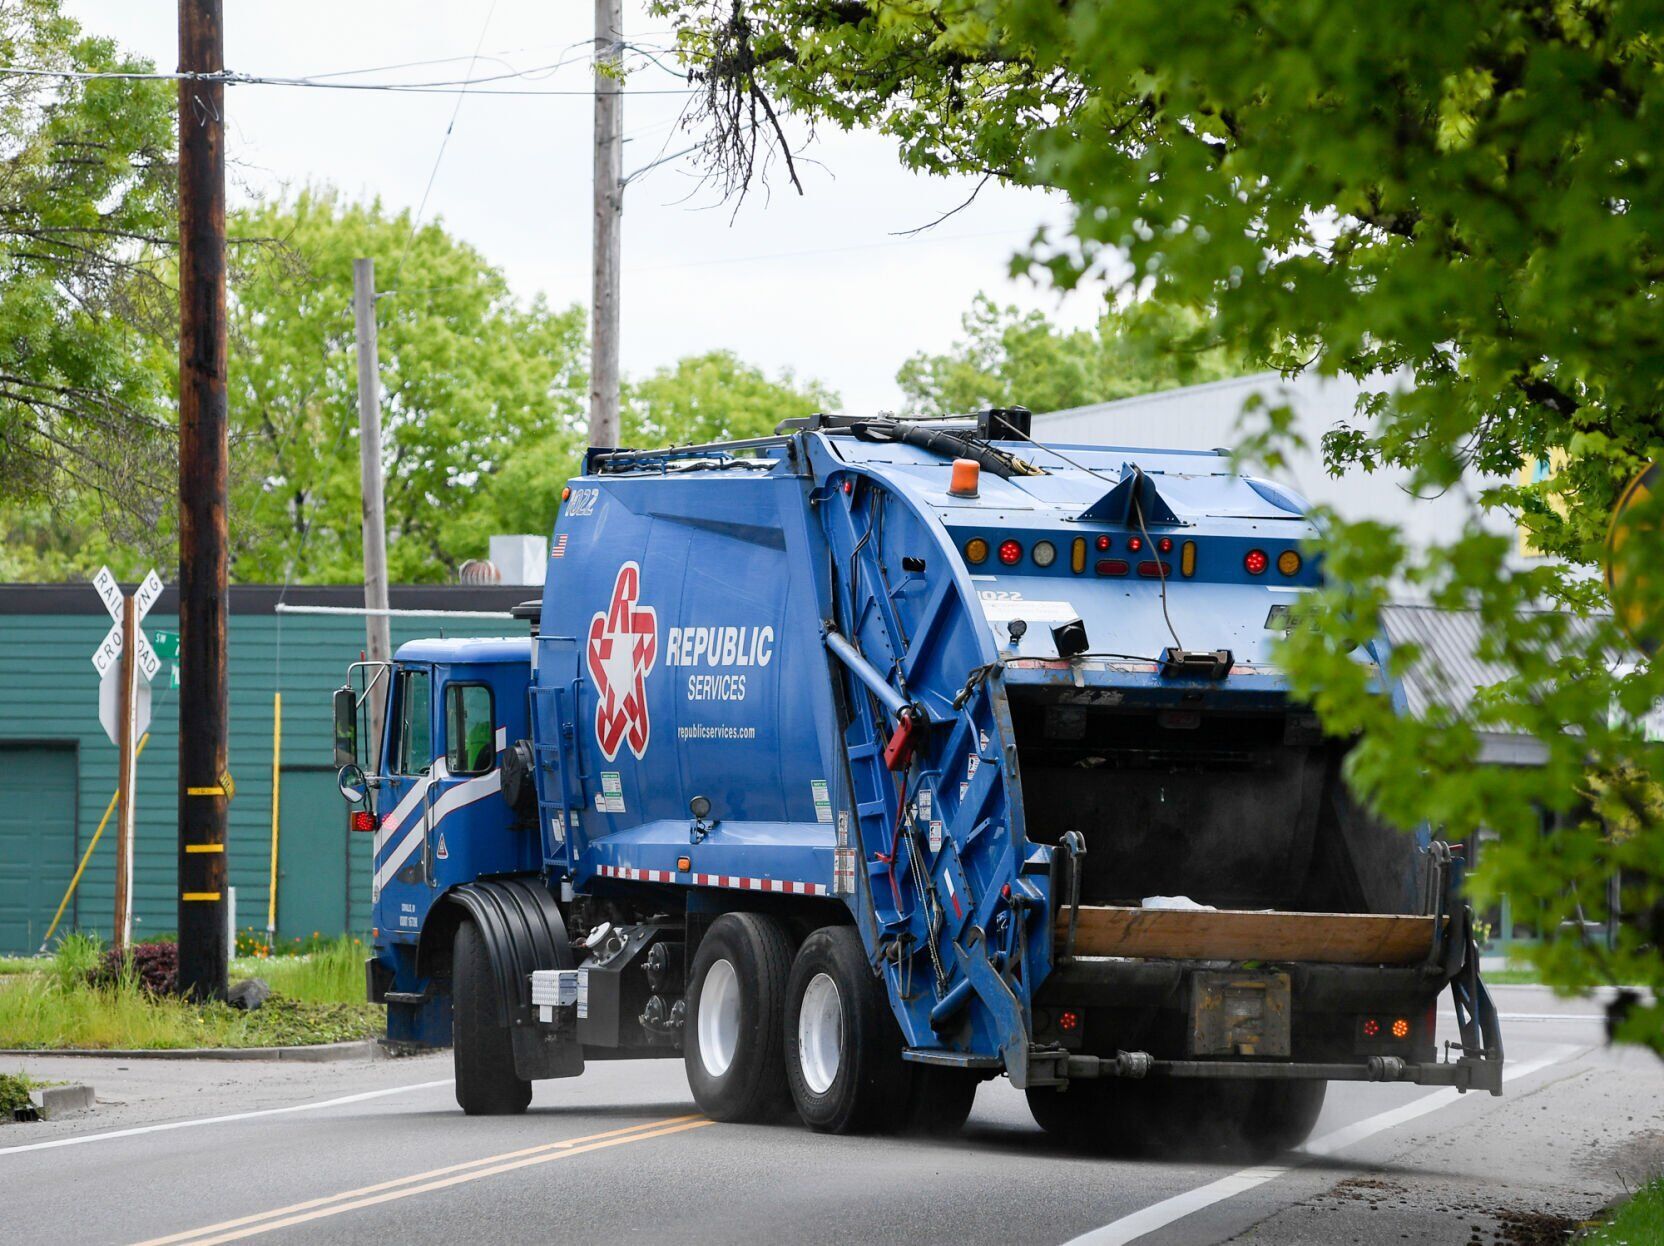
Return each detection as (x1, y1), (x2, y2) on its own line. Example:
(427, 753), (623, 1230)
(352, 258), (392, 748)
(588, 0), (623, 449)
(176, 0), (229, 1001)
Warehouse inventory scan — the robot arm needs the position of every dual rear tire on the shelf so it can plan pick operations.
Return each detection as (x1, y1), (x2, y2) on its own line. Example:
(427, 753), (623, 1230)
(684, 917), (978, 1136)
(1026, 1077), (1326, 1158)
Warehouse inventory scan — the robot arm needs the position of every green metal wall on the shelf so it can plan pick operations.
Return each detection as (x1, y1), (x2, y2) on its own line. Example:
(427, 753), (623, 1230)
(0, 585), (529, 953)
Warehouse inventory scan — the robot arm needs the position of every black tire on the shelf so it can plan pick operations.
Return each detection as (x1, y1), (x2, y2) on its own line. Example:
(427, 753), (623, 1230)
(1026, 1082), (1107, 1147)
(684, 912), (794, 1123)
(1238, 1080), (1326, 1156)
(902, 1066), (979, 1137)
(452, 920), (532, 1115)
(783, 925), (911, 1134)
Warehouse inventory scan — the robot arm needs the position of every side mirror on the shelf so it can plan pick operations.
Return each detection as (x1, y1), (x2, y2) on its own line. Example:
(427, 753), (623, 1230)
(337, 762), (369, 805)
(333, 686), (358, 768)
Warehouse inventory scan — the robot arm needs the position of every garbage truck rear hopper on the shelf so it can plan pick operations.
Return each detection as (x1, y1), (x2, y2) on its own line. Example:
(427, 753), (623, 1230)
(336, 408), (1501, 1149)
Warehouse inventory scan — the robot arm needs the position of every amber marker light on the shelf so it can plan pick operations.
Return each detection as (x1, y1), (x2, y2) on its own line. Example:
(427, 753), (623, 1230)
(1277, 549), (1302, 576)
(964, 538), (990, 565)
(1071, 537), (1087, 574)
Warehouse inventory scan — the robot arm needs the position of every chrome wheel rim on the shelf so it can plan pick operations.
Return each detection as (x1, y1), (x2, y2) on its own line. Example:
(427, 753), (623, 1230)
(798, 972), (843, 1095)
(698, 958), (741, 1079)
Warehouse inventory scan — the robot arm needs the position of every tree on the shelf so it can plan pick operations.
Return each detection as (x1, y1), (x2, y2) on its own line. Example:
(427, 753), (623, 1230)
(0, 0), (174, 543)
(625, 349), (837, 444)
(897, 294), (1244, 416)
(215, 191), (588, 583)
(656, 0), (1664, 1047)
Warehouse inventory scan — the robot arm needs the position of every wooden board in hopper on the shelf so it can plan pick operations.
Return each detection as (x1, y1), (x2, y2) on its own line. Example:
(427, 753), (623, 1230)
(1061, 906), (1439, 965)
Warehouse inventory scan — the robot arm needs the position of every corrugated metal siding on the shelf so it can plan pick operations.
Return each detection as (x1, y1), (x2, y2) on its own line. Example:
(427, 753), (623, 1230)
(0, 595), (523, 944)
(1379, 603), (1618, 722)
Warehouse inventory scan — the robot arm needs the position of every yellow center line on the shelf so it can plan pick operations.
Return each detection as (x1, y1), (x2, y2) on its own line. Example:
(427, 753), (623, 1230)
(132, 1114), (712, 1246)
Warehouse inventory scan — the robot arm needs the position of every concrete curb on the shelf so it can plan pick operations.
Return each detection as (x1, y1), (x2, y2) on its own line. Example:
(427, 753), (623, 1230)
(0, 1039), (385, 1063)
(31, 1083), (95, 1116)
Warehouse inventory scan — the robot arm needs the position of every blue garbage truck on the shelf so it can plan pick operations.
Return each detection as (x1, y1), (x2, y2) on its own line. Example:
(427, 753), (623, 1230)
(332, 408), (1501, 1149)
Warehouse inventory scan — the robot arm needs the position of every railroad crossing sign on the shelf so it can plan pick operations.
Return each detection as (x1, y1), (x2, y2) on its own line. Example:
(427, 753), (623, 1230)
(90, 566), (163, 956)
(91, 568), (163, 686)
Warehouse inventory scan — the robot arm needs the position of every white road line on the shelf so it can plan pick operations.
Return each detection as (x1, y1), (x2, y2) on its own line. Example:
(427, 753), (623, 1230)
(0, 1079), (453, 1158)
(1061, 1044), (1580, 1246)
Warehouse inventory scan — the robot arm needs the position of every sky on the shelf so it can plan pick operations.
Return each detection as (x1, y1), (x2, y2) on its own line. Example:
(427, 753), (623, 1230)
(65, 0), (1109, 416)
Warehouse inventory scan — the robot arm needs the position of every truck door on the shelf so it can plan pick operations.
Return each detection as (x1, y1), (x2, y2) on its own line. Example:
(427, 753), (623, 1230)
(373, 662), (436, 939)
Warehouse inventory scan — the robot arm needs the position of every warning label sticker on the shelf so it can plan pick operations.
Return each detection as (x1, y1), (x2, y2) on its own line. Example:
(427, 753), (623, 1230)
(834, 846), (857, 894)
(929, 820), (944, 853)
(599, 771), (626, 814)
(811, 779), (833, 823)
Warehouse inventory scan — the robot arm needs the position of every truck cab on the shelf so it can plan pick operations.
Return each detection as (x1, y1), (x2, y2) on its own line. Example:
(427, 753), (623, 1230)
(336, 638), (533, 1047)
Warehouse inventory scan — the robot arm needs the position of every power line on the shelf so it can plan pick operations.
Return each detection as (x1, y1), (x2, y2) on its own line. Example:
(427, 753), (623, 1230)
(0, 63), (696, 96)
(394, 0), (501, 285)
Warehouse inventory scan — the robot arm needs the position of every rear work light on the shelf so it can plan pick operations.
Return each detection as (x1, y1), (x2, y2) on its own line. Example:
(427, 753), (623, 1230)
(964, 538), (989, 565)
(1031, 540), (1057, 568)
(1244, 548), (1269, 575)
(998, 539), (1023, 566)
(350, 810), (379, 833)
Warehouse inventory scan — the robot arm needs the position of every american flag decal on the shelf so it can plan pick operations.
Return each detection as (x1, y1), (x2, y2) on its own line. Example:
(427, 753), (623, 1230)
(551, 533), (569, 559)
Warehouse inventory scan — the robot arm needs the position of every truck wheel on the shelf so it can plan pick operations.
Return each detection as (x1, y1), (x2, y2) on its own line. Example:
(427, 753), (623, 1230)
(452, 920), (532, 1115)
(902, 1066), (979, 1137)
(684, 913), (794, 1123)
(1025, 1083), (1105, 1146)
(1239, 1080), (1326, 1155)
(784, 925), (910, 1134)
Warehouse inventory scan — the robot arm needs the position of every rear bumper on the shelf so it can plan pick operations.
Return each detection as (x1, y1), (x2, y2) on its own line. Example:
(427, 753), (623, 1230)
(1056, 1049), (1503, 1094)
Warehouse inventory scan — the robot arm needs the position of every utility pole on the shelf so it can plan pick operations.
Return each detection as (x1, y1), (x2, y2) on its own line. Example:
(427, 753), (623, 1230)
(176, 0), (229, 1001)
(352, 258), (392, 749)
(588, 0), (623, 448)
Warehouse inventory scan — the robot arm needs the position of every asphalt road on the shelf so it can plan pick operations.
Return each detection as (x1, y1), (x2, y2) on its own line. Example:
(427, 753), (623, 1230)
(4, 986), (1659, 1246)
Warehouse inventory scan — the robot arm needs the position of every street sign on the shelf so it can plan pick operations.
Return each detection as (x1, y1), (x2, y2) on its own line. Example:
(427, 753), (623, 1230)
(151, 629), (180, 661)
(92, 566), (123, 621)
(1607, 461), (1661, 655)
(99, 665), (152, 745)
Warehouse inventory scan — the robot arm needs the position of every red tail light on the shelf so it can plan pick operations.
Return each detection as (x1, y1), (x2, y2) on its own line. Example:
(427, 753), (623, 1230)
(1136, 561), (1172, 578)
(1126, 536), (1143, 552)
(1094, 559), (1129, 576)
(1157, 536), (1173, 554)
(1361, 1017), (1380, 1038)
(998, 539), (1023, 565)
(350, 810), (379, 833)
(1244, 548), (1269, 575)
(1095, 535), (1111, 551)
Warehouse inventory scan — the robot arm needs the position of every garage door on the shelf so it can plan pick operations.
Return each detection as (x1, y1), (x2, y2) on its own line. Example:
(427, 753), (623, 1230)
(0, 745), (78, 955)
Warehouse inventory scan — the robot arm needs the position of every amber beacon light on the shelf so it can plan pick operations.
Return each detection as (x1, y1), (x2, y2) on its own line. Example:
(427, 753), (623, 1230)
(948, 458), (981, 498)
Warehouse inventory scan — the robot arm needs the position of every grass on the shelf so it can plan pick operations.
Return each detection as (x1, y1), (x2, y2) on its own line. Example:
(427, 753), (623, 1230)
(0, 933), (381, 1051)
(1583, 1179), (1664, 1244)
(230, 935), (367, 1004)
(0, 1071), (36, 1114)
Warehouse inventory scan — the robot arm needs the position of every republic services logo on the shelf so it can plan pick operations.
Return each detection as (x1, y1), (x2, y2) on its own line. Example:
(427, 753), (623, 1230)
(587, 562), (658, 761)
